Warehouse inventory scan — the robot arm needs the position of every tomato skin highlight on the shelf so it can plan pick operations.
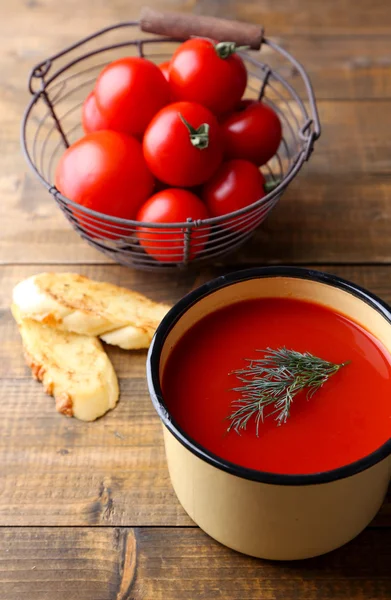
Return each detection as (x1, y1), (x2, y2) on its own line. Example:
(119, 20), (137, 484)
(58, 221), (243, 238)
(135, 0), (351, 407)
(94, 57), (171, 138)
(158, 61), (170, 81)
(159, 61), (178, 101)
(136, 188), (210, 262)
(82, 91), (108, 134)
(221, 100), (282, 166)
(202, 159), (265, 231)
(55, 131), (154, 231)
(169, 38), (247, 116)
(143, 101), (223, 187)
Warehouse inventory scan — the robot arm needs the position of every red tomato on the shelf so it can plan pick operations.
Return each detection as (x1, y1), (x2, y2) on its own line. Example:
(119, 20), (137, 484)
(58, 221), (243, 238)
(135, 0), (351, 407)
(55, 131), (154, 237)
(159, 61), (170, 81)
(136, 188), (210, 262)
(143, 101), (223, 187)
(82, 91), (107, 134)
(202, 159), (265, 231)
(94, 57), (170, 138)
(159, 61), (178, 101)
(221, 100), (282, 166)
(169, 38), (247, 115)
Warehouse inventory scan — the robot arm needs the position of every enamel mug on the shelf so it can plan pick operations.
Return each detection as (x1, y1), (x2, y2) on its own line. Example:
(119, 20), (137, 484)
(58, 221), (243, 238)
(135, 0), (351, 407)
(147, 267), (391, 560)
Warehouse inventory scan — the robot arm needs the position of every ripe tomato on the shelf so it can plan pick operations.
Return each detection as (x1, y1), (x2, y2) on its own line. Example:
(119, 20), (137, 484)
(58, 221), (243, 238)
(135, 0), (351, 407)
(221, 100), (282, 166)
(143, 101), (223, 187)
(169, 38), (247, 115)
(55, 131), (154, 236)
(159, 61), (178, 101)
(94, 57), (170, 138)
(202, 159), (265, 231)
(159, 61), (170, 81)
(136, 188), (210, 262)
(82, 91), (107, 134)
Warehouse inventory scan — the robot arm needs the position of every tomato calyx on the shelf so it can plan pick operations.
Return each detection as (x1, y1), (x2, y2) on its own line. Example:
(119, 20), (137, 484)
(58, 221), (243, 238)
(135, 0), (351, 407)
(264, 179), (281, 193)
(214, 41), (249, 59)
(179, 113), (210, 150)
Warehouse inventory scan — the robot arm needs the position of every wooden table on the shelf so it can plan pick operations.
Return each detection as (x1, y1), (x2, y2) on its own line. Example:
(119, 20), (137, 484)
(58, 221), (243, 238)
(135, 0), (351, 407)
(1, 1), (390, 598)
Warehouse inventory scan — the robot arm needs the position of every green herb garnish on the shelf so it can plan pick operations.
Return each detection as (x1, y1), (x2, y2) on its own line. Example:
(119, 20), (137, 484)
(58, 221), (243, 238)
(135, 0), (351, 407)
(227, 348), (349, 436)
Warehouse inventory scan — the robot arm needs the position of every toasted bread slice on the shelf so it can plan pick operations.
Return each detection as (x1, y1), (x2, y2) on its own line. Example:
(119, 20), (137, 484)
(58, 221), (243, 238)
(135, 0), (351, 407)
(13, 273), (170, 349)
(12, 305), (119, 421)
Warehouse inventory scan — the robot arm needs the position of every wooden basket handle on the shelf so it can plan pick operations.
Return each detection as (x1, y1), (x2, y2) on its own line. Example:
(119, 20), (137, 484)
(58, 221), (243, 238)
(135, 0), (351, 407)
(140, 7), (263, 50)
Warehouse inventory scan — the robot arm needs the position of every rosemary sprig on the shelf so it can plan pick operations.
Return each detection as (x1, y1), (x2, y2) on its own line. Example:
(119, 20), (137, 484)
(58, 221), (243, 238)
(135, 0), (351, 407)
(227, 347), (349, 436)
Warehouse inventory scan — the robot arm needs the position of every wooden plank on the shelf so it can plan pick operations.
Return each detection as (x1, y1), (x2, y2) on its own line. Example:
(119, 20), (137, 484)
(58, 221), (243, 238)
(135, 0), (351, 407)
(0, 527), (390, 600)
(0, 527), (137, 600)
(3, 100), (391, 265)
(135, 528), (391, 600)
(243, 173), (391, 265)
(0, 263), (389, 526)
(5, 0), (391, 38)
(268, 37), (391, 100)
(197, 0), (391, 36)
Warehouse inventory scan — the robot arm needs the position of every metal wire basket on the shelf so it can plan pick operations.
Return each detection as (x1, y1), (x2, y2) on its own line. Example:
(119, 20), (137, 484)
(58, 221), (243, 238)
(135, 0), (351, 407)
(21, 12), (321, 272)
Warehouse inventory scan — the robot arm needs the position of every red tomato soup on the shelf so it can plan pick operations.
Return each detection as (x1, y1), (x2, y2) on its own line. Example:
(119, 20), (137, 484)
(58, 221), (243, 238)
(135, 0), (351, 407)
(162, 298), (391, 474)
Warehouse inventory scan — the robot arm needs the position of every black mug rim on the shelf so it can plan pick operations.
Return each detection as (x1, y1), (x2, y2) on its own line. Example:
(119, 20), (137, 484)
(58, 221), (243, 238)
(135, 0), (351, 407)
(147, 266), (391, 486)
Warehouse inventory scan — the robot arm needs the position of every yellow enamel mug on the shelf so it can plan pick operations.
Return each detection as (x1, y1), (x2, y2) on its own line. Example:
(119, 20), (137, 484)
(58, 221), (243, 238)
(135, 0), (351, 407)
(147, 267), (391, 560)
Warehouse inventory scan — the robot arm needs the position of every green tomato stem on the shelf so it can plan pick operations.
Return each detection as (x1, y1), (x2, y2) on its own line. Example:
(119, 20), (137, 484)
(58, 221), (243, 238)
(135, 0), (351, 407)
(214, 41), (250, 59)
(179, 113), (210, 150)
(264, 179), (281, 193)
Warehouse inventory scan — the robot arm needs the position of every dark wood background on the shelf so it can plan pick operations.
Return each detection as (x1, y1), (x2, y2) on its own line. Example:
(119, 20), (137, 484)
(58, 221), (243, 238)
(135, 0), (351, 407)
(1, 1), (390, 598)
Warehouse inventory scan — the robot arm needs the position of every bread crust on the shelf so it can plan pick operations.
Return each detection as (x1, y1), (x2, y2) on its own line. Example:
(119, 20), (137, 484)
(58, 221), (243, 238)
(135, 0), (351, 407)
(13, 273), (170, 349)
(12, 305), (119, 421)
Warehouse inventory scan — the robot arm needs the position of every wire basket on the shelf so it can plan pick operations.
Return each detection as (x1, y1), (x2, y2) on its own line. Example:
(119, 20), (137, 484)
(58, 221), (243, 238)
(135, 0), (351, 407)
(21, 12), (321, 272)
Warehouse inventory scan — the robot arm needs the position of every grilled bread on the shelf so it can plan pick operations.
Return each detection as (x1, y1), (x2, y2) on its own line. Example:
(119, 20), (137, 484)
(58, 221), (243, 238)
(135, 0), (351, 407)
(13, 272), (170, 350)
(12, 305), (119, 421)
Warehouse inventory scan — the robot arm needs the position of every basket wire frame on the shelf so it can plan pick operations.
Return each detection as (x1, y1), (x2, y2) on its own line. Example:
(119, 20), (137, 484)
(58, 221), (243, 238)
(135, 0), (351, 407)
(21, 21), (320, 272)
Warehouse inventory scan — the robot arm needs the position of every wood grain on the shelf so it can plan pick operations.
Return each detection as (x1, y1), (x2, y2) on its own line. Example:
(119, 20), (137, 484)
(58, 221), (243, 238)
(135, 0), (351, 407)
(0, 527), (390, 600)
(0, 263), (389, 526)
(196, 0), (391, 36)
(0, 376), (192, 526)
(0, 527), (137, 600)
(5, 0), (391, 40)
(266, 37), (391, 100)
(134, 527), (391, 600)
